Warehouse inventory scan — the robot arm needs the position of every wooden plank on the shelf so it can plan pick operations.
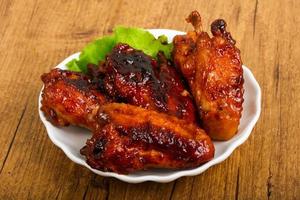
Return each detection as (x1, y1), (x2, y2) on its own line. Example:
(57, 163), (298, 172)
(0, 0), (123, 199)
(0, 0), (299, 199)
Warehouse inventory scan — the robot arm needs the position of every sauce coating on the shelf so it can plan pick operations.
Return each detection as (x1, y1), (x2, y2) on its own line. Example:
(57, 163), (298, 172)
(81, 103), (214, 173)
(94, 44), (197, 123)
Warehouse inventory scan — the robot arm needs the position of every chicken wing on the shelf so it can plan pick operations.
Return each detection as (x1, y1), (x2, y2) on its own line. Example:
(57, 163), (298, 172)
(173, 11), (244, 140)
(80, 103), (214, 174)
(93, 44), (197, 123)
(41, 68), (107, 130)
(41, 68), (214, 174)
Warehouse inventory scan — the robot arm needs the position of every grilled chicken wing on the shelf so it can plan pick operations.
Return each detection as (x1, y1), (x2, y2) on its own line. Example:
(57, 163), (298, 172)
(41, 68), (214, 174)
(41, 69), (107, 130)
(80, 103), (214, 174)
(173, 11), (244, 140)
(94, 44), (197, 123)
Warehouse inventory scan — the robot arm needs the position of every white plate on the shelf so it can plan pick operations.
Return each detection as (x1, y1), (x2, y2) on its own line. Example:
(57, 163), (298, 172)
(38, 29), (261, 183)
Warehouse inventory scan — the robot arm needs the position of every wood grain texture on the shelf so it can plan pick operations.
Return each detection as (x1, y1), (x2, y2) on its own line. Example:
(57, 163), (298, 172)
(0, 0), (299, 199)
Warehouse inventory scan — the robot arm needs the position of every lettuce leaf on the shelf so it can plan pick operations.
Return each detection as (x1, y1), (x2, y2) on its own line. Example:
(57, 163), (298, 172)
(67, 27), (173, 72)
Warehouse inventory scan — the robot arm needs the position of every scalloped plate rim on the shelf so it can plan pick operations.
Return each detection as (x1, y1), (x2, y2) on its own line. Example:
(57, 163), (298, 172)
(38, 29), (261, 183)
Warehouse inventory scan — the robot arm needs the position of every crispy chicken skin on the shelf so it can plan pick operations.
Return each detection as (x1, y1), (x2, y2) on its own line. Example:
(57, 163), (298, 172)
(41, 69), (107, 130)
(95, 44), (197, 123)
(80, 103), (214, 174)
(173, 11), (244, 140)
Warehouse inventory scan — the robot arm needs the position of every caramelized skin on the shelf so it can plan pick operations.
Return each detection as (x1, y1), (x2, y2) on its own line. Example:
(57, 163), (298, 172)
(97, 44), (197, 123)
(173, 11), (244, 140)
(41, 69), (107, 130)
(41, 68), (214, 174)
(81, 103), (214, 174)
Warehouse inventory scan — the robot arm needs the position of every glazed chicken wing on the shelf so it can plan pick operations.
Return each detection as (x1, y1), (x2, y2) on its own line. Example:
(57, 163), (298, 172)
(173, 11), (244, 140)
(80, 103), (214, 174)
(41, 69), (107, 130)
(41, 68), (214, 174)
(93, 44), (197, 123)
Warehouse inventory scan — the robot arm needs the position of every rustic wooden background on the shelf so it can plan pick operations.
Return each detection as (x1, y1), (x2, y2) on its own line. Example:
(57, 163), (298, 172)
(0, 0), (299, 199)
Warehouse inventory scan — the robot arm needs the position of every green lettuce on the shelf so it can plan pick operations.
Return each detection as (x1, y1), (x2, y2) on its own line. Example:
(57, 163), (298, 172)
(67, 27), (173, 72)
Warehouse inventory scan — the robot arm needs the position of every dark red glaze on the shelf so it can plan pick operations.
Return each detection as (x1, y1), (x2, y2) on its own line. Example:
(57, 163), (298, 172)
(41, 69), (108, 129)
(40, 43), (215, 174)
(173, 11), (244, 140)
(81, 103), (214, 174)
(211, 19), (236, 45)
(94, 43), (197, 123)
(157, 52), (198, 123)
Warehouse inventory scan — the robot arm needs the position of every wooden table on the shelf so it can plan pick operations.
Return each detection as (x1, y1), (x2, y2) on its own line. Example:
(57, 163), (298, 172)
(0, 0), (299, 199)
